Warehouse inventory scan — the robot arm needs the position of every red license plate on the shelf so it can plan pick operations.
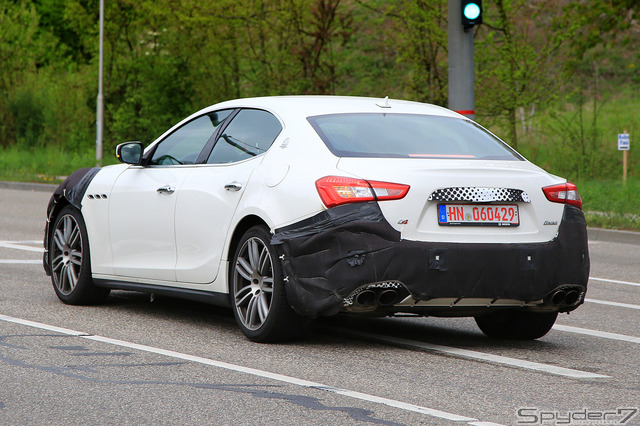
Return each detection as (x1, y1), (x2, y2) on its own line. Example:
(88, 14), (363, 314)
(438, 204), (519, 226)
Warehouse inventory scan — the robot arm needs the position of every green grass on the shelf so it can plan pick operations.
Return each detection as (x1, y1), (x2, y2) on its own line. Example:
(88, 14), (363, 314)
(0, 145), (117, 184)
(510, 91), (640, 182)
(577, 178), (640, 231)
(1, 148), (638, 231)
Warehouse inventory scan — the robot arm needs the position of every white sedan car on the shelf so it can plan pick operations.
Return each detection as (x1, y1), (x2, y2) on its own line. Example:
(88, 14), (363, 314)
(44, 96), (589, 342)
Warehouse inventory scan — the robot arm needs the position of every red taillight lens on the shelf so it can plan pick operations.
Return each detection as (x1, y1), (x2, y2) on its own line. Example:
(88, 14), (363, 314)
(315, 176), (410, 208)
(542, 182), (582, 210)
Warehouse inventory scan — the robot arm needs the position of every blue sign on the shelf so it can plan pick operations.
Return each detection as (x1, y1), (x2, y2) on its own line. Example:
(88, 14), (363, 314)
(618, 133), (630, 151)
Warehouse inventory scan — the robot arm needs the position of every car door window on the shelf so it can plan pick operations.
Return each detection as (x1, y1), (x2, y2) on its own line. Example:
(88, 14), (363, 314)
(149, 110), (233, 165)
(207, 109), (282, 164)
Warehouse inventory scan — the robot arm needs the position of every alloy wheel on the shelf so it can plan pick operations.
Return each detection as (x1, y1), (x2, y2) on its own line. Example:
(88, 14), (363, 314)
(233, 236), (274, 331)
(51, 214), (83, 296)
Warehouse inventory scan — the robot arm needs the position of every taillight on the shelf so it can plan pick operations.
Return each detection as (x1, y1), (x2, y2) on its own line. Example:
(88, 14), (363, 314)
(315, 176), (410, 208)
(542, 182), (582, 210)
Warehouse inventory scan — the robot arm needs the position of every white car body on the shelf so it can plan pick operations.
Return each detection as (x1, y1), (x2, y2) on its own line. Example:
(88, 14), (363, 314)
(44, 96), (590, 341)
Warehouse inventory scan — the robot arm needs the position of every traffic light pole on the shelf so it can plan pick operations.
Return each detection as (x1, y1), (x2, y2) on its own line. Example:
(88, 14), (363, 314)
(448, 0), (475, 120)
(96, 0), (104, 166)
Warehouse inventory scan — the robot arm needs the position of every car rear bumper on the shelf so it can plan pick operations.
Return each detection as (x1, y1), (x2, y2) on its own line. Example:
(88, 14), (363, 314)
(272, 202), (589, 318)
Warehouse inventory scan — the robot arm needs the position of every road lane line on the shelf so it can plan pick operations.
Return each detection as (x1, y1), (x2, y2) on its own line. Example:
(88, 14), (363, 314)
(553, 324), (640, 344)
(0, 260), (42, 264)
(0, 314), (90, 337)
(0, 313), (495, 424)
(586, 298), (640, 310)
(0, 240), (42, 244)
(0, 241), (44, 253)
(321, 328), (608, 380)
(589, 277), (640, 288)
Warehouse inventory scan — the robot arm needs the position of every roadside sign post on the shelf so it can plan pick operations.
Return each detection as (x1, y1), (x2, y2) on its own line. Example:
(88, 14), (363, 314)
(618, 132), (630, 183)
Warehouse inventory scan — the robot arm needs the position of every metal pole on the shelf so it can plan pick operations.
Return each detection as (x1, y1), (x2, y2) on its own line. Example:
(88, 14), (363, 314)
(96, 0), (104, 166)
(623, 130), (629, 183)
(448, 0), (475, 120)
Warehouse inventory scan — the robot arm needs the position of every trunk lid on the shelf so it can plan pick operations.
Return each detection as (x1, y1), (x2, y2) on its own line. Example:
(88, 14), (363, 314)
(336, 157), (565, 244)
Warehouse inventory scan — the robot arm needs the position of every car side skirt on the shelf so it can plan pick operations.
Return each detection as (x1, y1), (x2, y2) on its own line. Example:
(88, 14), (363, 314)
(93, 279), (231, 308)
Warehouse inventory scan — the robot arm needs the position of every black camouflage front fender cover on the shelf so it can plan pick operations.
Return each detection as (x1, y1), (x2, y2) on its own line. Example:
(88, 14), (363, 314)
(43, 167), (101, 276)
(271, 202), (590, 318)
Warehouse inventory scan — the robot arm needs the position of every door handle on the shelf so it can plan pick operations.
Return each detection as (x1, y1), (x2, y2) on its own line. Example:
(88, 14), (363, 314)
(225, 182), (243, 192)
(157, 185), (175, 194)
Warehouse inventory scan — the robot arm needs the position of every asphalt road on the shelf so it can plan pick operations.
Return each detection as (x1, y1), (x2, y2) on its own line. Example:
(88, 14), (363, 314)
(1, 186), (639, 425)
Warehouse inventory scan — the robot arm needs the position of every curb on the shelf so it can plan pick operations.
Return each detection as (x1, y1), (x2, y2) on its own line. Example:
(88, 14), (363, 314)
(587, 227), (640, 246)
(2, 180), (640, 245)
(0, 181), (57, 193)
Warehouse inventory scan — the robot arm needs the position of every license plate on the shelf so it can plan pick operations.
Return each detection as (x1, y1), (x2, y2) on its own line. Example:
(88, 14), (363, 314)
(438, 204), (519, 226)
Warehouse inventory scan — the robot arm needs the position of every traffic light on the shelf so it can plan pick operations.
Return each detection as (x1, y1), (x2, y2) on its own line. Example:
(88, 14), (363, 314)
(461, 0), (482, 30)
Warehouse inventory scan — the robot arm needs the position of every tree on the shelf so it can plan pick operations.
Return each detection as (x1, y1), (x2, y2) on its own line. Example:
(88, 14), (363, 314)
(475, 0), (566, 149)
(357, 0), (449, 105)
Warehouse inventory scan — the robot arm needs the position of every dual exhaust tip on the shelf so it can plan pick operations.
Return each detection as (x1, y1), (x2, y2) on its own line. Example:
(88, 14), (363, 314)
(354, 288), (399, 307)
(344, 282), (410, 312)
(548, 287), (583, 308)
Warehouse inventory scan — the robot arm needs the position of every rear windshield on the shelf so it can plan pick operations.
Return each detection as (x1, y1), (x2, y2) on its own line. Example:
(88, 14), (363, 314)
(307, 113), (523, 160)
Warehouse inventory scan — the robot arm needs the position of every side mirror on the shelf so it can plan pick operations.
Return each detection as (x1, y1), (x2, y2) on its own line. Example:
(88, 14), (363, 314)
(116, 142), (144, 165)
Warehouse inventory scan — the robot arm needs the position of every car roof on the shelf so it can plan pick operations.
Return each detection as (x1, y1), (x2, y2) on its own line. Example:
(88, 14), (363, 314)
(200, 95), (463, 120)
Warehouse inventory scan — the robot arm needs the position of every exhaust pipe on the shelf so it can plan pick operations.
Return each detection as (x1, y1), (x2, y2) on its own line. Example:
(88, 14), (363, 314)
(564, 290), (580, 306)
(355, 290), (376, 306)
(378, 289), (398, 306)
(344, 281), (410, 312)
(551, 290), (566, 306)
(546, 287), (584, 308)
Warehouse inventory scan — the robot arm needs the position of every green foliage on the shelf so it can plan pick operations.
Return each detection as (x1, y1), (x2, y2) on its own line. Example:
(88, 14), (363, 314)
(578, 178), (640, 231)
(8, 87), (45, 148)
(0, 0), (639, 188)
(475, 0), (567, 149)
(0, 144), (115, 184)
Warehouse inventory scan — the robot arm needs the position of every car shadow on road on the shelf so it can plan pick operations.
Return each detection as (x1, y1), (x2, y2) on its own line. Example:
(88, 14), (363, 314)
(314, 313), (564, 353)
(89, 290), (564, 353)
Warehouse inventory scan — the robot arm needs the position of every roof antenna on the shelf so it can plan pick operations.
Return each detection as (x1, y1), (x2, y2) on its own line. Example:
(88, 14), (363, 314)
(376, 96), (391, 108)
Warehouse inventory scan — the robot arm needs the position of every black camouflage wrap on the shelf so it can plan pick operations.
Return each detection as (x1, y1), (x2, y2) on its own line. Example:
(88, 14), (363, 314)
(272, 202), (590, 318)
(43, 167), (100, 276)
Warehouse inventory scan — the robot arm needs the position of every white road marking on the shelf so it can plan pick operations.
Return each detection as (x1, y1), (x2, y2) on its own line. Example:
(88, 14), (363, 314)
(586, 298), (640, 310)
(553, 324), (640, 345)
(589, 276), (640, 288)
(322, 328), (608, 379)
(0, 241), (44, 264)
(0, 313), (498, 424)
(0, 241), (44, 253)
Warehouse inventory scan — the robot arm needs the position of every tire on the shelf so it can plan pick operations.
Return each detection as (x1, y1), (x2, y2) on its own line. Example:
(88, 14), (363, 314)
(474, 310), (558, 340)
(230, 225), (305, 342)
(49, 205), (110, 305)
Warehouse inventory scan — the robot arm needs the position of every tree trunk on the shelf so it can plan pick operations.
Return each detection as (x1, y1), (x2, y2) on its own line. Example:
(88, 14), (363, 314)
(508, 107), (518, 150)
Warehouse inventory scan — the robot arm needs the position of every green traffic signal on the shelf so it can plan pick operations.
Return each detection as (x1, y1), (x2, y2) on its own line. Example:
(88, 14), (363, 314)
(461, 0), (483, 29)
(463, 3), (481, 20)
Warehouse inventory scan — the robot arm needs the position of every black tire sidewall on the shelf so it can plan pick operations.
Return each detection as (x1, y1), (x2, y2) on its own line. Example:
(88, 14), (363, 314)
(475, 310), (558, 340)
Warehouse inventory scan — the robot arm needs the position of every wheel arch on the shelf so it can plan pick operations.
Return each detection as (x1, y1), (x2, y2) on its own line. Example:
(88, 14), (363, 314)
(44, 196), (73, 276)
(226, 215), (269, 287)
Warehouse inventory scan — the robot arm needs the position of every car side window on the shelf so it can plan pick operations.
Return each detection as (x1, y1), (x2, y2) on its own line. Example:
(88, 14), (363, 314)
(207, 109), (282, 164)
(149, 110), (233, 165)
